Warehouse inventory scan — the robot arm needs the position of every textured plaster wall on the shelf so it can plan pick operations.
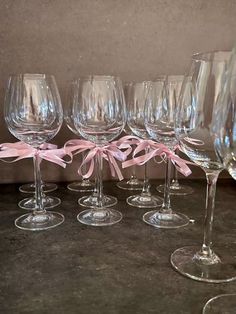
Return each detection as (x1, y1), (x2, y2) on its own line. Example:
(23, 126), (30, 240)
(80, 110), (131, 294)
(0, 0), (235, 183)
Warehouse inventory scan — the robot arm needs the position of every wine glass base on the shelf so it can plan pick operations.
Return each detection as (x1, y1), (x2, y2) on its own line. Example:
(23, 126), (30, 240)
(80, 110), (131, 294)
(15, 211), (64, 231)
(143, 210), (189, 229)
(156, 184), (194, 196)
(19, 182), (58, 194)
(116, 179), (143, 191)
(171, 246), (236, 283)
(77, 208), (122, 226)
(18, 196), (61, 210)
(127, 194), (163, 208)
(67, 181), (94, 192)
(203, 294), (236, 314)
(78, 194), (117, 208)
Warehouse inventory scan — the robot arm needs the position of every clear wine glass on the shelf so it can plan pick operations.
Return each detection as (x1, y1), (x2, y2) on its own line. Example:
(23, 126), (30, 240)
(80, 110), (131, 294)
(116, 125), (143, 191)
(66, 80), (117, 208)
(4, 73), (64, 231)
(203, 294), (236, 314)
(126, 81), (163, 208)
(156, 75), (194, 196)
(143, 79), (189, 228)
(171, 51), (236, 282)
(202, 48), (236, 312)
(72, 75), (126, 226)
(64, 83), (94, 193)
(19, 181), (58, 193)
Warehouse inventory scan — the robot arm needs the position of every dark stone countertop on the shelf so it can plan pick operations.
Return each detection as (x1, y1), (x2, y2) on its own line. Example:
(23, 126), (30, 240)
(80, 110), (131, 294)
(0, 179), (236, 314)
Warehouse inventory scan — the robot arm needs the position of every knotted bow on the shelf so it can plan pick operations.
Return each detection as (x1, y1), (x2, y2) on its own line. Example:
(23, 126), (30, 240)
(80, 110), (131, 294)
(64, 138), (133, 181)
(0, 141), (67, 168)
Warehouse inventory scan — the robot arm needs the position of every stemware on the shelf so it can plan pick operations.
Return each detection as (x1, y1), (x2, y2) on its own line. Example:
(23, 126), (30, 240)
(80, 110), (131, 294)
(171, 51), (236, 282)
(126, 81), (163, 208)
(202, 48), (236, 312)
(66, 80), (117, 207)
(72, 75), (126, 226)
(143, 79), (189, 228)
(4, 74), (64, 231)
(156, 75), (194, 196)
(64, 86), (94, 193)
(203, 294), (236, 314)
(19, 181), (58, 193)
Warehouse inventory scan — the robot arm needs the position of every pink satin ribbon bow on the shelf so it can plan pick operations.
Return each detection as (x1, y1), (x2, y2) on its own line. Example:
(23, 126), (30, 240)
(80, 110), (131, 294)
(122, 139), (192, 177)
(64, 138), (133, 181)
(0, 142), (67, 168)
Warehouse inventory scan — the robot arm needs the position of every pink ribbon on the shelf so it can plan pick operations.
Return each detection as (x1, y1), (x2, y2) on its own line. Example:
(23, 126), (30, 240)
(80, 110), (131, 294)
(64, 138), (133, 180)
(0, 141), (67, 168)
(122, 139), (193, 177)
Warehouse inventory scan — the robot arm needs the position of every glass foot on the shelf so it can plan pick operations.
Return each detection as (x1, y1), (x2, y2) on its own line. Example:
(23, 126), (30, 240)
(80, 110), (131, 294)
(18, 196), (61, 210)
(117, 178), (143, 191)
(19, 182), (58, 193)
(78, 194), (117, 208)
(143, 210), (189, 228)
(77, 208), (122, 226)
(171, 246), (236, 283)
(127, 194), (163, 208)
(156, 183), (194, 196)
(67, 180), (94, 192)
(15, 211), (64, 231)
(203, 294), (236, 314)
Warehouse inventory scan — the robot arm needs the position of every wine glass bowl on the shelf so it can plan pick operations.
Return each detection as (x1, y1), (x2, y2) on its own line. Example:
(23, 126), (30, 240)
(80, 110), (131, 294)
(4, 74), (64, 231)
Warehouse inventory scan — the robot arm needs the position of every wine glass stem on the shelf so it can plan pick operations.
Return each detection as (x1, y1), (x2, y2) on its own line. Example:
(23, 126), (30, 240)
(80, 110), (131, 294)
(130, 165), (137, 180)
(201, 171), (220, 257)
(161, 157), (172, 213)
(141, 149), (150, 195)
(96, 152), (103, 208)
(33, 151), (44, 213)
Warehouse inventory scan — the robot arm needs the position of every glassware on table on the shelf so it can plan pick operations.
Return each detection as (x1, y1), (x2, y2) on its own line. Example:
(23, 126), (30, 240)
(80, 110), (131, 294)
(171, 51), (236, 283)
(64, 92), (95, 193)
(72, 75), (126, 226)
(19, 181), (58, 193)
(202, 294), (236, 314)
(4, 74), (64, 231)
(116, 164), (143, 190)
(143, 79), (189, 228)
(18, 193), (61, 210)
(125, 81), (163, 208)
(66, 79), (116, 207)
(155, 75), (194, 196)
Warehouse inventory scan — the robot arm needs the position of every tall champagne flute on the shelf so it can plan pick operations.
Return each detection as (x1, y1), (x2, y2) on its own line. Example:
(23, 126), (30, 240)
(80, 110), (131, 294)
(126, 81), (163, 208)
(171, 51), (236, 282)
(4, 74), (64, 231)
(202, 48), (236, 311)
(66, 80), (117, 208)
(72, 76), (126, 226)
(143, 79), (189, 228)
(156, 75), (194, 196)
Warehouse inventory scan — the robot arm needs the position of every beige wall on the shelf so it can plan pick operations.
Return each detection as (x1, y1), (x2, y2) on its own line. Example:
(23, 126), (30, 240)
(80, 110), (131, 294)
(0, 0), (235, 183)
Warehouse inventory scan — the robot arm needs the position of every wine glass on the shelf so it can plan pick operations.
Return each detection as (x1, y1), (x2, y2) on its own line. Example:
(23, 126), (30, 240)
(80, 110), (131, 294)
(19, 181), (58, 193)
(72, 75), (126, 226)
(143, 79), (189, 228)
(64, 83), (94, 193)
(203, 294), (236, 314)
(202, 48), (236, 312)
(126, 81), (163, 208)
(155, 75), (194, 196)
(4, 74), (64, 231)
(66, 80), (117, 208)
(171, 51), (236, 282)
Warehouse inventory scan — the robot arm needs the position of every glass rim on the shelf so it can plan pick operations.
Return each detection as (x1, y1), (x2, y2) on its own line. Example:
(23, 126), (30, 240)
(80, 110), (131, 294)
(192, 50), (231, 62)
(72, 75), (121, 81)
(8, 73), (56, 79)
